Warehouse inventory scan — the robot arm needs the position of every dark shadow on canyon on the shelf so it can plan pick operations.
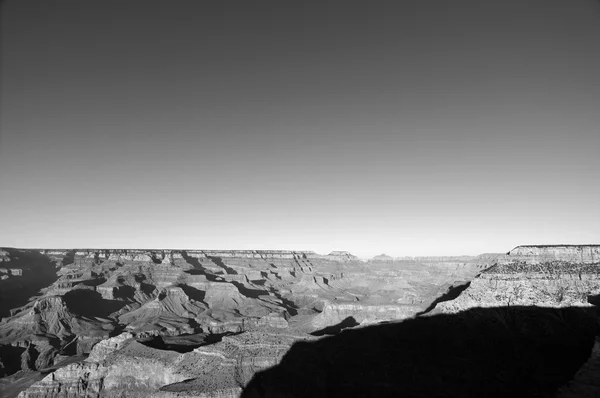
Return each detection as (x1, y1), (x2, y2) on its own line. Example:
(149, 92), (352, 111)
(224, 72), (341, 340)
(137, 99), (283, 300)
(310, 316), (359, 336)
(61, 250), (76, 266)
(587, 293), (600, 307)
(0, 249), (60, 319)
(231, 281), (269, 299)
(417, 281), (472, 316)
(207, 256), (238, 275)
(81, 277), (107, 287)
(63, 289), (127, 318)
(137, 331), (242, 353)
(0, 346), (26, 377)
(178, 284), (207, 305)
(242, 306), (600, 398)
(112, 285), (136, 301)
(180, 251), (219, 282)
(267, 288), (298, 316)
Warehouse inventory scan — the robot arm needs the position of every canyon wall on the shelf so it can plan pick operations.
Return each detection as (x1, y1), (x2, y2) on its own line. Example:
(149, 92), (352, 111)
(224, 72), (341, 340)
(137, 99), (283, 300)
(435, 245), (600, 313)
(7, 244), (600, 397)
(506, 245), (600, 264)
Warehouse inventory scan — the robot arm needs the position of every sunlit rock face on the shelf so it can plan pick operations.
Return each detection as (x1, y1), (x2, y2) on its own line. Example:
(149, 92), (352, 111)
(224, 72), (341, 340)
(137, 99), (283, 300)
(435, 245), (600, 313)
(17, 331), (310, 398)
(507, 245), (600, 264)
(17, 334), (189, 398)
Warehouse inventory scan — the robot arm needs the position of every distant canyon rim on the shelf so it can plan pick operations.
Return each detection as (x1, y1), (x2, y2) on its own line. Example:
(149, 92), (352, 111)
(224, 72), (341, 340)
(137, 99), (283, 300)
(0, 245), (599, 397)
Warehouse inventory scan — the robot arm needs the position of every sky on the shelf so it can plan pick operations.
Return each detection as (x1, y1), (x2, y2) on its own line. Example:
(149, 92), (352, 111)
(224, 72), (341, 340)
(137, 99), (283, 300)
(1, 1), (599, 258)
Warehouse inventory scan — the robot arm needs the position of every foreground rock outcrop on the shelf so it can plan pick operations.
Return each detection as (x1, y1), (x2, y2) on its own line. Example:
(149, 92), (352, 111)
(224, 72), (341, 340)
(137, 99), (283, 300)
(18, 330), (311, 398)
(243, 306), (599, 398)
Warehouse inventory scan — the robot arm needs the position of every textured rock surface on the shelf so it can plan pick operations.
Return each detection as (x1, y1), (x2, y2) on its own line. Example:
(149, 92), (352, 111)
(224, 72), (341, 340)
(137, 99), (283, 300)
(419, 246), (600, 398)
(507, 245), (600, 264)
(0, 247), (491, 396)
(18, 331), (310, 398)
(435, 247), (600, 314)
(244, 306), (599, 398)
(6, 244), (600, 397)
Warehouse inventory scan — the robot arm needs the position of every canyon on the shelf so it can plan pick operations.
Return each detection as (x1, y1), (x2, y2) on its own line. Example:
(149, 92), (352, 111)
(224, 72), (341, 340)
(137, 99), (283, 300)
(0, 245), (598, 397)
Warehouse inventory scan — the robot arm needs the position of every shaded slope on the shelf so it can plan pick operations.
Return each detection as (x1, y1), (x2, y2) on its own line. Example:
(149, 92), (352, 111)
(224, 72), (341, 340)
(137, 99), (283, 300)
(243, 306), (599, 398)
(0, 250), (59, 319)
(119, 286), (207, 336)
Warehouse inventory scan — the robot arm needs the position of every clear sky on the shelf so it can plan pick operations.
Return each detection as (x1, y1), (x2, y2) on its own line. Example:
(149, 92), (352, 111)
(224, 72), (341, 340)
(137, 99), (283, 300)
(1, 1), (599, 258)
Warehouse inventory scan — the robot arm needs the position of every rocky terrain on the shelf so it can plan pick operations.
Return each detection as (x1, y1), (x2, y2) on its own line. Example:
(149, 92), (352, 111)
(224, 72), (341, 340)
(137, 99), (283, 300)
(434, 244), (600, 313)
(0, 247), (490, 397)
(0, 245), (599, 397)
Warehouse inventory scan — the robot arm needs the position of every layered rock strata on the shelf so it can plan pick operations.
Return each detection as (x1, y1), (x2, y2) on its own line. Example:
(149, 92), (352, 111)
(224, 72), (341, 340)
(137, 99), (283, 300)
(3, 245), (556, 397)
(507, 245), (600, 264)
(435, 246), (600, 313)
(243, 306), (599, 398)
(18, 331), (310, 398)
(1, 247), (481, 384)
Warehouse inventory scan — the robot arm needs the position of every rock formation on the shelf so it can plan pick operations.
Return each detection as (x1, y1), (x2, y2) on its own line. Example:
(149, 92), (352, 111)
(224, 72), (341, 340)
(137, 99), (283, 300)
(244, 306), (598, 398)
(507, 244), (600, 264)
(18, 331), (312, 398)
(370, 253), (393, 262)
(433, 245), (600, 313)
(1, 245), (599, 397)
(0, 246), (490, 396)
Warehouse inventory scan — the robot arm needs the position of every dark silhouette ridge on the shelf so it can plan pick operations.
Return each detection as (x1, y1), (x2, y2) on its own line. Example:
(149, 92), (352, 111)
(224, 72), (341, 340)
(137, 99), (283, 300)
(310, 316), (359, 336)
(417, 281), (473, 315)
(242, 306), (599, 398)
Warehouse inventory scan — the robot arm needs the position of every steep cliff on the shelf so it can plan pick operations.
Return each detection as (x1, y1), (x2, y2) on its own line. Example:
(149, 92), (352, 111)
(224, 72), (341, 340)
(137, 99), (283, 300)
(435, 245), (600, 313)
